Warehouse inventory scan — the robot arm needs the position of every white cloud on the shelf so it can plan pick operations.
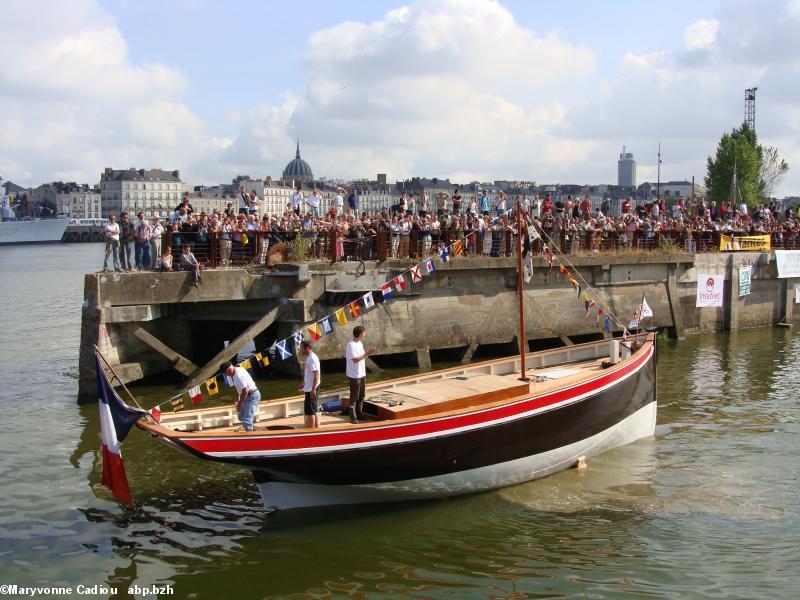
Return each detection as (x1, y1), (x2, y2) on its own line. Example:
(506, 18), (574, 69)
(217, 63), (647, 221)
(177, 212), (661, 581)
(283, 0), (597, 182)
(684, 19), (719, 49)
(0, 0), (213, 185)
(2, 0), (799, 198)
(787, 0), (800, 19)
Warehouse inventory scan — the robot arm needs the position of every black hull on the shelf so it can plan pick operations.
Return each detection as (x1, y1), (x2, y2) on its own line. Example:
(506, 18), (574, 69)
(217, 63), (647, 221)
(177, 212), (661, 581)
(243, 351), (655, 486)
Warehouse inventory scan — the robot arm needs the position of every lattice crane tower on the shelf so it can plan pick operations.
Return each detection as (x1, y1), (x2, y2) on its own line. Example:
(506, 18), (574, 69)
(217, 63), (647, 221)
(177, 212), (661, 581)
(744, 87), (757, 131)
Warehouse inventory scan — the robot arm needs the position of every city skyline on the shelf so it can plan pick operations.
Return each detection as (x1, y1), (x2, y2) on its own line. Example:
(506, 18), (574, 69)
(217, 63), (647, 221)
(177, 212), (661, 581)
(1, 0), (798, 196)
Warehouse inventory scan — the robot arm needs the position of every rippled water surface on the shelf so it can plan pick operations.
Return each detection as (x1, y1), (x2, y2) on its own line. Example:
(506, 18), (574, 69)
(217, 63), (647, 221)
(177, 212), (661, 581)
(1, 244), (799, 599)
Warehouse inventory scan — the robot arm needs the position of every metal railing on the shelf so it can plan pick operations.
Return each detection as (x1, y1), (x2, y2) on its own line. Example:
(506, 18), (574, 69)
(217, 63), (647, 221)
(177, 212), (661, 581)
(151, 228), (800, 269)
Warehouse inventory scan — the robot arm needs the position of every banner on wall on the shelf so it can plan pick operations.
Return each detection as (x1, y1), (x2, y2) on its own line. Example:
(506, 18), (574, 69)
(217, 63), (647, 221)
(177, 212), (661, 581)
(720, 234), (771, 252)
(696, 273), (724, 307)
(796, 283), (800, 304)
(738, 266), (752, 297)
(775, 250), (800, 278)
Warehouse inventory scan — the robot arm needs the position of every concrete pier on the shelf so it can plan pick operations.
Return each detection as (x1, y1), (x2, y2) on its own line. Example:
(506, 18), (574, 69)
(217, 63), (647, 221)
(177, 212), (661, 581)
(78, 252), (800, 400)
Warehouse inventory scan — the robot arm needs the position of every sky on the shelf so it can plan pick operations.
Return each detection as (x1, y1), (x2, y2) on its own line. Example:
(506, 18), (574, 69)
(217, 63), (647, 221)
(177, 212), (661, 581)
(1, 0), (799, 196)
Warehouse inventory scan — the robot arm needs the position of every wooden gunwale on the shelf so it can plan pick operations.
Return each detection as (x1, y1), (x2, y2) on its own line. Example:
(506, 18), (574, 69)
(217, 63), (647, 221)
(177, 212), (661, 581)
(137, 335), (653, 440)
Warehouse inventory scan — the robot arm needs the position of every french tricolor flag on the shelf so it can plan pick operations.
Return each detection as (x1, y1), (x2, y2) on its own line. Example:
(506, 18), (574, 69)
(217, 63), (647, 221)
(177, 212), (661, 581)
(97, 358), (145, 506)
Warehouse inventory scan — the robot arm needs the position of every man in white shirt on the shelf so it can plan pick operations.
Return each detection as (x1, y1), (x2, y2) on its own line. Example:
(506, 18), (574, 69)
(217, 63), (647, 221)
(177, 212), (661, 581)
(345, 326), (376, 424)
(307, 188), (321, 217)
(149, 217), (164, 269)
(220, 360), (261, 431)
(290, 186), (304, 216)
(334, 187), (345, 216)
(248, 190), (260, 215)
(298, 340), (321, 428)
(180, 244), (202, 287)
(238, 188), (250, 215)
(103, 214), (122, 272)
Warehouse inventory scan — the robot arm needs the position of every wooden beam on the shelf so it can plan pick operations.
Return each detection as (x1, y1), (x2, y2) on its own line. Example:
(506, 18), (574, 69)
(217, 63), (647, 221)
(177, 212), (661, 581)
(460, 295), (511, 364)
(132, 327), (199, 376)
(559, 334), (574, 346)
(365, 356), (383, 374)
(460, 337), (479, 364)
(183, 306), (281, 389)
(415, 348), (431, 370)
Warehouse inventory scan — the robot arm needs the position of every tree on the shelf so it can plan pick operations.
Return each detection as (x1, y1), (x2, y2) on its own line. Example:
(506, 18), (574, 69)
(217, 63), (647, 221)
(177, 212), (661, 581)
(759, 146), (789, 199)
(231, 175), (251, 187)
(705, 122), (789, 207)
(705, 123), (761, 206)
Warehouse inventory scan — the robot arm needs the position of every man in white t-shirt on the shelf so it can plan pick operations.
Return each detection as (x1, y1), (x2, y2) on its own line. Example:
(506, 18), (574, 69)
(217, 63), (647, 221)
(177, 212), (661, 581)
(103, 214), (122, 272)
(290, 186), (304, 216)
(220, 360), (261, 431)
(298, 340), (321, 428)
(345, 326), (376, 424)
(307, 189), (321, 217)
(333, 187), (345, 216)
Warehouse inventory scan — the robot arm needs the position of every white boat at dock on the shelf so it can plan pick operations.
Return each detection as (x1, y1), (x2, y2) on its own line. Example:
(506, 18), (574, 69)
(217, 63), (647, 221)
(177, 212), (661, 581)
(0, 217), (68, 245)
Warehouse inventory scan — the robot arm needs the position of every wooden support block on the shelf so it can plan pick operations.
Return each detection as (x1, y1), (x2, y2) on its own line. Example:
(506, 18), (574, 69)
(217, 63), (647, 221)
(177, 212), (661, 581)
(573, 455), (588, 470)
(131, 327), (199, 376)
(183, 306), (281, 389)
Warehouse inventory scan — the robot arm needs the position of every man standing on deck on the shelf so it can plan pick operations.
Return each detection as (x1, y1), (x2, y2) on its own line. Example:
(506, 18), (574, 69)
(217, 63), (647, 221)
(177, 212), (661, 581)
(345, 326), (376, 424)
(220, 361), (261, 432)
(298, 340), (321, 429)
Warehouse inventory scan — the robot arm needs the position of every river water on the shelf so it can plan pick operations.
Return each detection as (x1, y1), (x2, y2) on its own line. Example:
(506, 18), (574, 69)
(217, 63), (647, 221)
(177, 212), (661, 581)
(0, 244), (798, 599)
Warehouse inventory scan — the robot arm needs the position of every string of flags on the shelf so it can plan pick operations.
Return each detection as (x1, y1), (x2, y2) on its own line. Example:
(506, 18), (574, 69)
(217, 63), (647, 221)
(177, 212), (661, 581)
(533, 224), (650, 338)
(149, 207), (645, 419)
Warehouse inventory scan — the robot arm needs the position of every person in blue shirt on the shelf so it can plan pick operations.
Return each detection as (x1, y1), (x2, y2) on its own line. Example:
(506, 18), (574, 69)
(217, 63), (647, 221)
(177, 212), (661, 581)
(480, 191), (490, 215)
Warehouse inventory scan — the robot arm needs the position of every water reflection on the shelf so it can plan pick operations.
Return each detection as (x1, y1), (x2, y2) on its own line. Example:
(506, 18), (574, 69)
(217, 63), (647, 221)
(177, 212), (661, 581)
(64, 328), (800, 598)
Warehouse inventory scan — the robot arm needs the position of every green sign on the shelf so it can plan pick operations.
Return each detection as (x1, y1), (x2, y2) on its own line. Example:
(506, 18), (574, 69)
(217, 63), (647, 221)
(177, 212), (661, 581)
(738, 266), (752, 297)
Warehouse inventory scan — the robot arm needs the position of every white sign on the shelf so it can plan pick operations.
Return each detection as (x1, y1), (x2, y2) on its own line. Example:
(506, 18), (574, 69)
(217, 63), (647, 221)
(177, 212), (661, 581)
(696, 273), (724, 307)
(775, 250), (800, 279)
(738, 265), (752, 297)
(796, 283), (800, 304)
(640, 296), (653, 318)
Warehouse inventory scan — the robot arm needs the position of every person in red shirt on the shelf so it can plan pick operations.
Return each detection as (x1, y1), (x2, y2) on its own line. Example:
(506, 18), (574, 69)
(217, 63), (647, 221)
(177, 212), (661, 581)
(580, 195), (592, 217)
(542, 194), (554, 215)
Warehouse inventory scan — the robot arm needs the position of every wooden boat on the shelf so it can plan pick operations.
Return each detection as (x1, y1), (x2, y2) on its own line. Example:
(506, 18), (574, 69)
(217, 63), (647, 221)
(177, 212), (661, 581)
(137, 334), (656, 510)
(133, 202), (657, 510)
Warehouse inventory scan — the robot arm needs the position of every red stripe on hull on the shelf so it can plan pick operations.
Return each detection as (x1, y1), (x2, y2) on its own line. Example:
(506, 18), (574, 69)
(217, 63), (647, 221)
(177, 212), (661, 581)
(180, 347), (653, 457)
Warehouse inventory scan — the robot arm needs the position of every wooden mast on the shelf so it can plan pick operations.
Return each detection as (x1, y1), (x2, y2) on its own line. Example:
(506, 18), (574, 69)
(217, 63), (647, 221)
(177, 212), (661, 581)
(515, 200), (528, 381)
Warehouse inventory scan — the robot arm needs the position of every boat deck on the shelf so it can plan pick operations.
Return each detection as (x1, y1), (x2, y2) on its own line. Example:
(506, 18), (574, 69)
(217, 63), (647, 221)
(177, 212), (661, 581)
(154, 349), (615, 435)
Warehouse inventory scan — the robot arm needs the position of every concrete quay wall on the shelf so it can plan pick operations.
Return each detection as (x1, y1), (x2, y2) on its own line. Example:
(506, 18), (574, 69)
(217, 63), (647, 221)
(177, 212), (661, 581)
(78, 252), (800, 400)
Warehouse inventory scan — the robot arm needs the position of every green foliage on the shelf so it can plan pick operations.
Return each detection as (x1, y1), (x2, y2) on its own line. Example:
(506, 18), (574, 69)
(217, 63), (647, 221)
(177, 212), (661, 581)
(705, 122), (789, 207)
(705, 123), (761, 207)
(288, 234), (312, 262)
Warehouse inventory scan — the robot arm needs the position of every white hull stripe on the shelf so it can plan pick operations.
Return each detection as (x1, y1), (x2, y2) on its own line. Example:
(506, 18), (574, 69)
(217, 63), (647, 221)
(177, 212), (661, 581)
(256, 401), (658, 510)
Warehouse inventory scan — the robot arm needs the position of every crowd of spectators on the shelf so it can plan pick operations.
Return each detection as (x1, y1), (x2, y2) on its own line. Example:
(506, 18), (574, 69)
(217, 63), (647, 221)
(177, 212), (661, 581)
(102, 188), (800, 271)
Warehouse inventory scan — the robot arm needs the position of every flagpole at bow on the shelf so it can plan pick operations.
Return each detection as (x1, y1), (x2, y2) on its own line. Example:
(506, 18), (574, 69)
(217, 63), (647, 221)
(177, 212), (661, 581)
(94, 345), (145, 411)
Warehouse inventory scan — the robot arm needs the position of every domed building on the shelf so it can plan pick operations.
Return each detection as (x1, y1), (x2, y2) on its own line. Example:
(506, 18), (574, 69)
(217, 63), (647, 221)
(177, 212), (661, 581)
(282, 142), (314, 185)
